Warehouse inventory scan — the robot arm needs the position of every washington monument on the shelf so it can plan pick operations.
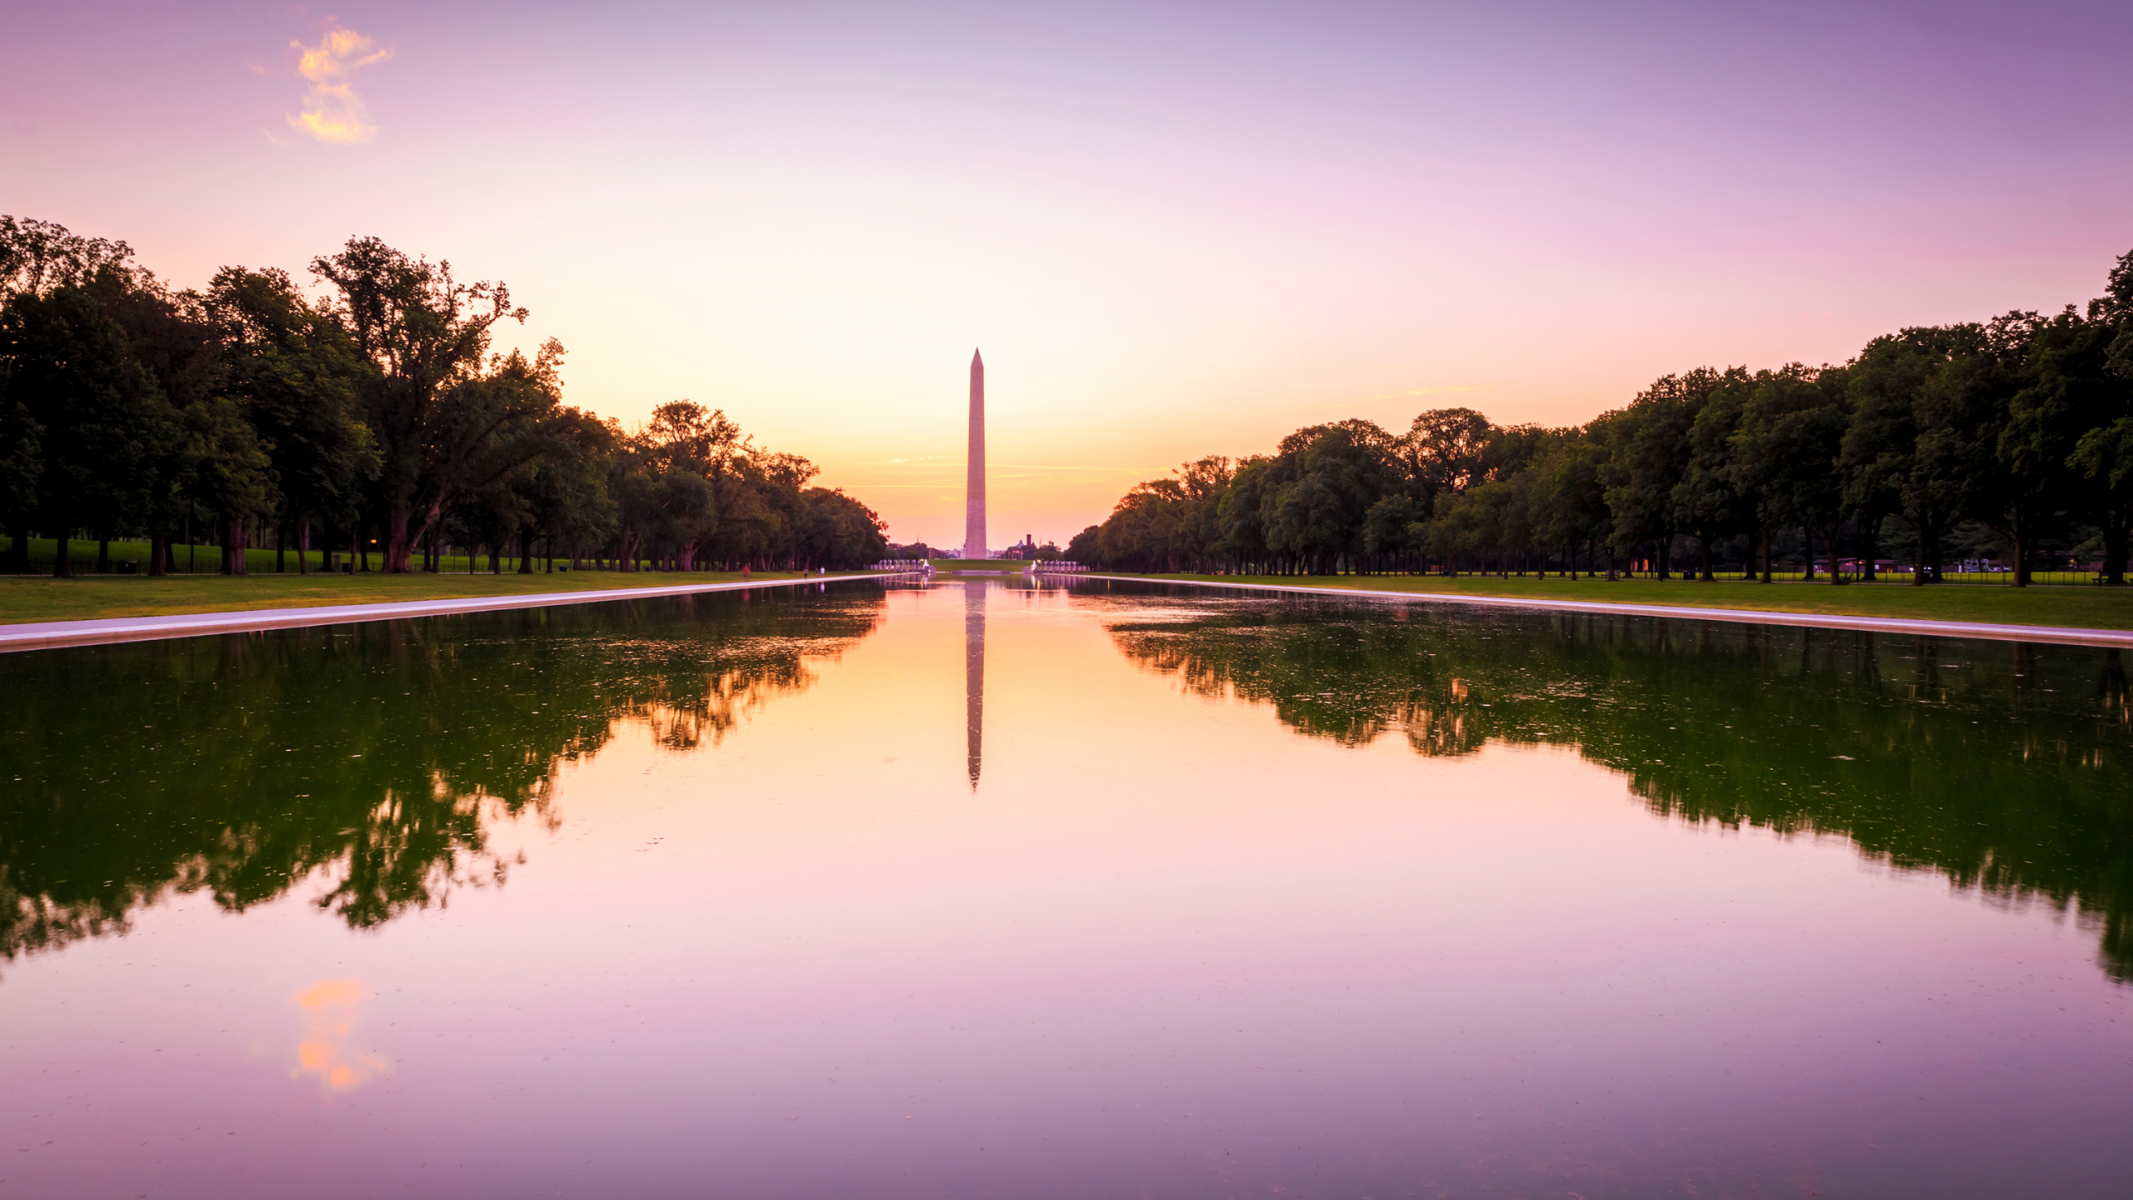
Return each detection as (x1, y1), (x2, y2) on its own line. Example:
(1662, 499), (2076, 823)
(963, 349), (986, 560)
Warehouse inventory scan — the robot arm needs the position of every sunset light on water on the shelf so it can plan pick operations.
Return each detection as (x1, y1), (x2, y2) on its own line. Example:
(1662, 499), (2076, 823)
(5, 581), (2132, 1196)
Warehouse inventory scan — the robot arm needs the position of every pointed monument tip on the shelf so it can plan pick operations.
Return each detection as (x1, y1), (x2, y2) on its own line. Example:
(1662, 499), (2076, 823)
(972, 348), (983, 365)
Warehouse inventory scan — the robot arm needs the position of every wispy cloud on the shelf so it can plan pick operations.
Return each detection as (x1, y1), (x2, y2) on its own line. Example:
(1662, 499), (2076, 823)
(287, 25), (392, 144)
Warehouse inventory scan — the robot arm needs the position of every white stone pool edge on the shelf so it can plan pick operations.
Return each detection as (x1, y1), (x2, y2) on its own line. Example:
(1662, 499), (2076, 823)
(0, 574), (909, 654)
(1083, 575), (2133, 649)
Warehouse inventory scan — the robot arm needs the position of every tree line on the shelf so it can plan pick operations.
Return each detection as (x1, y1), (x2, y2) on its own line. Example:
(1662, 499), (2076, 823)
(1071, 248), (2133, 586)
(0, 217), (889, 577)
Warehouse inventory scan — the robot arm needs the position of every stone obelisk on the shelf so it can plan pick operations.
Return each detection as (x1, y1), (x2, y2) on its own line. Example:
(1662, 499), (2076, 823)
(963, 349), (986, 560)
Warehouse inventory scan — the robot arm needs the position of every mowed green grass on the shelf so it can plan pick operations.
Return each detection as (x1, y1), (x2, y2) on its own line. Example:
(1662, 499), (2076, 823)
(1098, 571), (2133, 631)
(0, 537), (863, 625)
(9, 535), (566, 578)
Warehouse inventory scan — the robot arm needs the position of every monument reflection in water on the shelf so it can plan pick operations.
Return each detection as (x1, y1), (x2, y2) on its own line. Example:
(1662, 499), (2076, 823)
(966, 576), (984, 788)
(2, 577), (2133, 1199)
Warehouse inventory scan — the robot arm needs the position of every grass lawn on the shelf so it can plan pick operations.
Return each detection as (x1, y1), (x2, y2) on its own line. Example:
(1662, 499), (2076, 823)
(0, 558), (866, 628)
(12, 534), (465, 578)
(1098, 571), (2133, 631)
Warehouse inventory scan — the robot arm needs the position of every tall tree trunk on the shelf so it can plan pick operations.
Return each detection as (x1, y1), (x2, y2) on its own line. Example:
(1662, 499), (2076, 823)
(518, 530), (533, 574)
(385, 504), (415, 574)
(225, 516), (248, 575)
(53, 528), (70, 577)
(2012, 507), (2031, 587)
(2104, 505), (2128, 586)
(1758, 528), (1772, 583)
(1824, 521), (1846, 584)
(1858, 512), (1877, 581)
(1802, 526), (1815, 580)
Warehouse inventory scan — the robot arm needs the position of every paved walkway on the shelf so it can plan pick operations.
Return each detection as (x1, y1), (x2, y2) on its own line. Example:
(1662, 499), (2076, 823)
(1085, 575), (2133, 649)
(0, 574), (900, 653)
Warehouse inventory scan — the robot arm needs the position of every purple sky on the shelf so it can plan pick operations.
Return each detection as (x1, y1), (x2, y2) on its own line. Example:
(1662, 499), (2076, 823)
(4, 0), (2129, 547)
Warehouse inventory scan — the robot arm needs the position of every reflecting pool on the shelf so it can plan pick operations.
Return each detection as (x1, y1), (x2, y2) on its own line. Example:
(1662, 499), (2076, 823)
(3, 579), (2132, 1198)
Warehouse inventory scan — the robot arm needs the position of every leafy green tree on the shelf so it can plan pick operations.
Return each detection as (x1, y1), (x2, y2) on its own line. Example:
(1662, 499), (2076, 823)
(99, 271), (287, 575)
(2073, 250), (2133, 584)
(1404, 407), (1494, 506)
(611, 431), (704, 571)
(1840, 326), (2002, 583)
(1362, 492), (1428, 570)
(0, 217), (143, 573)
(0, 286), (176, 575)
(631, 401), (738, 570)
(1731, 365), (1849, 583)
(0, 216), (133, 304)
(1673, 368), (1752, 580)
(1171, 456), (1234, 571)
(203, 267), (378, 573)
(1099, 478), (1186, 570)
(1263, 420), (1400, 574)
(1600, 370), (1724, 579)
(517, 408), (618, 570)
(1958, 313), (2051, 584)
(793, 487), (889, 568)
(1844, 331), (1934, 583)
(2104, 248), (2133, 382)
(2008, 307), (2130, 583)
(1066, 524), (1102, 564)
(309, 237), (529, 572)
(1217, 457), (1275, 571)
(1427, 485), (1485, 574)
(1531, 431), (1608, 577)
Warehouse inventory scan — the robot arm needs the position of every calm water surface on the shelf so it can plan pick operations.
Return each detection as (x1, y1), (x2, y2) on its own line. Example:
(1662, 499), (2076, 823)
(4, 579), (2132, 1198)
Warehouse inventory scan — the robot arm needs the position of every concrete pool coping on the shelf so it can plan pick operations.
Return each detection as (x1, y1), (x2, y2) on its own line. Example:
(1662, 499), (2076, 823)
(7, 571), (2126, 653)
(1080, 575), (2133, 649)
(0, 573), (916, 653)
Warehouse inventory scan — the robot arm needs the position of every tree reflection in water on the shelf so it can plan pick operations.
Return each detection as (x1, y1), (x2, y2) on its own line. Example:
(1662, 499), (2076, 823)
(1099, 591), (2133, 980)
(0, 588), (884, 970)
